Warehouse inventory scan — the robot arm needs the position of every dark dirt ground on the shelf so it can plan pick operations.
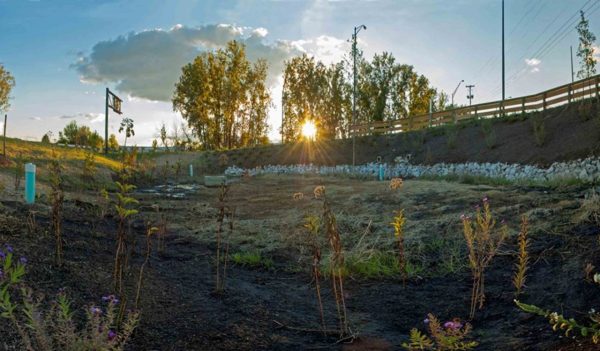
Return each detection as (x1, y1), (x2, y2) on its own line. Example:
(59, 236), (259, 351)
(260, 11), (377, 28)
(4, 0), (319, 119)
(1, 174), (600, 350)
(187, 99), (600, 173)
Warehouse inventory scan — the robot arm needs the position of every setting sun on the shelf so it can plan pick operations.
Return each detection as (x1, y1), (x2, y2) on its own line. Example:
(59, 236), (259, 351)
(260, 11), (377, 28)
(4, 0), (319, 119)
(301, 120), (317, 140)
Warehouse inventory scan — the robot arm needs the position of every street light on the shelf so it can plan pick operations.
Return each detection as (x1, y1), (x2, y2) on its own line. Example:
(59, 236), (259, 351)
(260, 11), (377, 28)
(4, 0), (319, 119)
(451, 79), (464, 107)
(352, 24), (366, 167)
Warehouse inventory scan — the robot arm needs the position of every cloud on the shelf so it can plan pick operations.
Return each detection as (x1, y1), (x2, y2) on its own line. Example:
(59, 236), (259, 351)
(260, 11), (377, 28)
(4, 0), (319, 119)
(72, 24), (306, 101)
(29, 117), (42, 121)
(525, 58), (541, 73)
(59, 112), (104, 124)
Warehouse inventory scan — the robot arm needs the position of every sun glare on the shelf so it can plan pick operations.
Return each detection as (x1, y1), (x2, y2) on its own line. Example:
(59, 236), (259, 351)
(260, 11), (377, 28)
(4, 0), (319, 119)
(301, 121), (317, 140)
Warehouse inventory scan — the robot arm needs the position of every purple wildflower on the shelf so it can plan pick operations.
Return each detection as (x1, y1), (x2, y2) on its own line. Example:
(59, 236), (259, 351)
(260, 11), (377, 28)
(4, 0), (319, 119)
(102, 295), (119, 305)
(423, 318), (430, 324)
(0, 251), (5, 260)
(5, 245), (13, 253)
(482, 196), (489, 203)
(19, 257), (27, 265)
(107, 330), (117, 341)
(444, 321), (463, 330)
(90, 306), (102, 315)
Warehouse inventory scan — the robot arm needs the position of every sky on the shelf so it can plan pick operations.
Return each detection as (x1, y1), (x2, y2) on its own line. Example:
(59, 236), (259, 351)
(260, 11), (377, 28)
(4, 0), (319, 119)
(0, 0), (599, 146)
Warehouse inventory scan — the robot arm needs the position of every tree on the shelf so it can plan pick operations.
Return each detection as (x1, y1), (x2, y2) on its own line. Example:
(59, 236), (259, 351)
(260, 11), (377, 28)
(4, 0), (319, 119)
(159, 123), (169, 151)
(118, 117), (135, 147)
(173, 40), (271, 150)
(576, 10), (597, 79)
(282, 54), (328, 141)
(57, 121), (103, 149)
(41, 133), (51, 144)
(0, 64), (15, 113)
(108, 134), (119, 151)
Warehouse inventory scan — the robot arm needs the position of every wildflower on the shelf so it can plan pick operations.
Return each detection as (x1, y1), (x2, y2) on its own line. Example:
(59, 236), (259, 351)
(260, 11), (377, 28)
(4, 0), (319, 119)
(19, 257), (27, 265)
(90, 306), (102, 315)
(5, 245), (13, 253)
(0, 251), (5, 260)
(483, 196), (489, 203)
(444, 320), (463, 330)
(423, 318), (430, 324)
(460, 214), (466, 221)
(107, 330), (117, 341)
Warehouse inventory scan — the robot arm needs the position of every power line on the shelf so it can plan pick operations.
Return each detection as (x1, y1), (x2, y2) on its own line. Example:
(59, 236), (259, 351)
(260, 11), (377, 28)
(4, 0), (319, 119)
(486, 0), (598, 98)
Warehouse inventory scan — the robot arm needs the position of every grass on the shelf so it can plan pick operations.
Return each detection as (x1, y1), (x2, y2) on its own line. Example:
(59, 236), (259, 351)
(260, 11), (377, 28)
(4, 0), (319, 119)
(230, 251), (274, 269)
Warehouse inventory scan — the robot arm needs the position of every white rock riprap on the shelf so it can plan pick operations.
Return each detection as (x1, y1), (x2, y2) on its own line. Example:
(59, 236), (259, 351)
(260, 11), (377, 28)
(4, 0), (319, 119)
(225, 157), (600, 183)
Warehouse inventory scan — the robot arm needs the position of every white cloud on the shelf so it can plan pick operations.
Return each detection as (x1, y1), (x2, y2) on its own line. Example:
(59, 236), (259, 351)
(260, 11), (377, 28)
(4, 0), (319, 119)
(525, 58), (541, 73)
(72, 24), (306, 101)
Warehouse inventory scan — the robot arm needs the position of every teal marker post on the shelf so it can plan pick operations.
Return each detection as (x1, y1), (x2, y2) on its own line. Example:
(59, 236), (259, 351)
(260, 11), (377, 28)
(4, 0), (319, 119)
(25, 163), (36, 204)
(189, 164), (194, 177)
(378, 164), (384, 181)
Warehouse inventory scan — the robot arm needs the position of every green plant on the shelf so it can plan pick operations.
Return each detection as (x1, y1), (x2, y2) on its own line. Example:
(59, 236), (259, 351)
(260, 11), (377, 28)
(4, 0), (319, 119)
(530, 112), (546, 147)
(516, 300), (600, 343)
(113, 180), (138, 294)
(391, 209), (407, 285)
(462, 197), (508, 319)
(230, 252), (273, 269)
(402, 313), (478, 350)
(0, 245), (139, 350)
(214, 183), (232, 293)
(445, 124), (459, 149)
(321, 189), (349, 337)
(174, 158), (182, 182)
(304, 214), (325, 332)
(135, 223), (157, 310)
(82, 150), (97, 182)
(49, 153), (65, 267)
(13, 153), (24, 191)
(513, 216), (529, 296)
(480, 119), (496, 149)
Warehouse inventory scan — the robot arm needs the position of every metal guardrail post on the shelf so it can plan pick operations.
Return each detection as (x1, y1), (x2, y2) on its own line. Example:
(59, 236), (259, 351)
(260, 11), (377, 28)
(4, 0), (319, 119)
(568, 84), (572, 103)
(596, 76), (599, 101)
(521, 97), (525, 115)
(475, 105), (478, 119)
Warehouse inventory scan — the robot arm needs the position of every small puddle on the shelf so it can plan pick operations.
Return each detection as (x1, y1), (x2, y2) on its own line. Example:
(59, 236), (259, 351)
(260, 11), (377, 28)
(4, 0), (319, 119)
(137, 184), (204, 198)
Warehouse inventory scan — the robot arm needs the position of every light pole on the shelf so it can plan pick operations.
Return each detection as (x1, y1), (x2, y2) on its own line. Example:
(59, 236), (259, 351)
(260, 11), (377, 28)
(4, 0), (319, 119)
(352, 24), (366, 167)
(451, 80), (464, 107)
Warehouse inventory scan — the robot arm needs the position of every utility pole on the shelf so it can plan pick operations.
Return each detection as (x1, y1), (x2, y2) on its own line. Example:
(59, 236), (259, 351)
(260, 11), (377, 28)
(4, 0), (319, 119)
(352, 24), (366, 167)
(451, 80), (464, 106)
(466, 85), (475, 106)
(502, 0), (505, 104)
(570, 45), (575, 83)
(105, 88), (109, 154)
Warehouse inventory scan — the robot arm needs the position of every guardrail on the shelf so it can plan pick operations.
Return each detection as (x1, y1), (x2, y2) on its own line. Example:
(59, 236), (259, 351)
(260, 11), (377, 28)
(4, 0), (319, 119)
(349, 74), (600, 136)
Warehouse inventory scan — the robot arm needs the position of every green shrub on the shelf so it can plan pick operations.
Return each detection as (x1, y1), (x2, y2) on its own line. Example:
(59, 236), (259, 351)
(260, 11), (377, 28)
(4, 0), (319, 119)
(231, 251), (273, 269)
(480, 119), (496, 149)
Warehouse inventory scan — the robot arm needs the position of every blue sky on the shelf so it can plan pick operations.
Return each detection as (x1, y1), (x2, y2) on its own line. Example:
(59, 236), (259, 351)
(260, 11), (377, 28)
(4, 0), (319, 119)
(0, 0), (598, 145)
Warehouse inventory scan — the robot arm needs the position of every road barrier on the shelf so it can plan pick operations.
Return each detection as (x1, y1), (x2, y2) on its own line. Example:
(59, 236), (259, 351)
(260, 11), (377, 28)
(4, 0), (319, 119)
(349, 74), (600, 136)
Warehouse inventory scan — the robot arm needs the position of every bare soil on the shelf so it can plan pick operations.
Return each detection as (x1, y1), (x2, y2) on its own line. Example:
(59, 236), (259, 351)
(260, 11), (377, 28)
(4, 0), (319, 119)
(1, 174), (599, 350)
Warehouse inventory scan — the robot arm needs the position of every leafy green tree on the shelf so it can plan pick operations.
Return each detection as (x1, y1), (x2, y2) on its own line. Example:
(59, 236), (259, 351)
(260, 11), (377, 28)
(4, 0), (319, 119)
(173, 40), (271, 150)
(57, 121), (103, 148)
(108, 133), (119, 151)
(282, 54), (328, 141)
(41, 133), (51, 144)
(119, 117), (135, 147)
(576, 10), (597, 79)
(0, 64), (15, 113)
(159, 123), (169, 151)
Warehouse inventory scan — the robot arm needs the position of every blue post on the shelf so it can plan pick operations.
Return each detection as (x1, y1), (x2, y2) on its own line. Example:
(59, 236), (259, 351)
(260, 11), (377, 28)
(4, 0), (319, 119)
(25, 163), (36, 204)
(378, 163), (384, 181)
(189, 164), (194, 177)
